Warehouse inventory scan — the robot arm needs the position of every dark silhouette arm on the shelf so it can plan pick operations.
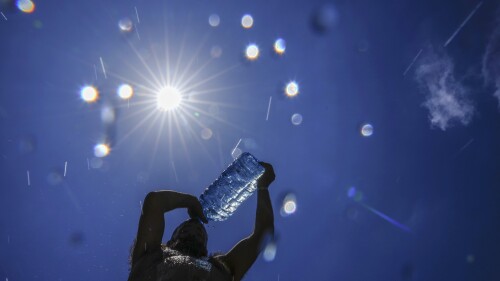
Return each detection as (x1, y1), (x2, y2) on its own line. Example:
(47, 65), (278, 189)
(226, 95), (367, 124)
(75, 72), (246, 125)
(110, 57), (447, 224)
(217, 162), (275, 281)
(130, 190), (206, 266)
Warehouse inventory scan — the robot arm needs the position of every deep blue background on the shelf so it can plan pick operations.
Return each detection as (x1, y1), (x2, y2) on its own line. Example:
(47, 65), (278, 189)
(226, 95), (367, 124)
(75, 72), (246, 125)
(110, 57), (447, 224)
(1, 0), (499, 280)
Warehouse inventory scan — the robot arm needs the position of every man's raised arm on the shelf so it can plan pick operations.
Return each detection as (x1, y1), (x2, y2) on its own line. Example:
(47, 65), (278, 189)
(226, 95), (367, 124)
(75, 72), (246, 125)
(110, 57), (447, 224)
(130, 190), (207, 266)
(217, 162), (275, 281)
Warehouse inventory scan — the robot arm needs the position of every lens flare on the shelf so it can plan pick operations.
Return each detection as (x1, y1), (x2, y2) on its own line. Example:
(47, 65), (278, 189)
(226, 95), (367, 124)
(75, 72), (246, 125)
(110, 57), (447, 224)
(80, 86), (99, 103)
(284, 201), (297, 213)
(117, 84), (134, 100)
(17, 0), (35, 13)
(241, 14), (254, 29)
(291, 113), (303, 126)
(211, 46), (222, 58)
(263, 241), (277, 262)
(347, 186), (356, 198)
(208, 14), (220, 27)
(201, 128), (213, 140)
(361, 124), (374, 137)
(245, 44), (259, 61)
(285, 81), (299, 97)
(312, 3), (339, 33)
(94, 143), (110, 158)
(118, 18), (133, 32)
(274, 38), (286, 55)
(280, 193), (297, 217)
(101, 105), (116, 124)
(157, 87), (182, 111)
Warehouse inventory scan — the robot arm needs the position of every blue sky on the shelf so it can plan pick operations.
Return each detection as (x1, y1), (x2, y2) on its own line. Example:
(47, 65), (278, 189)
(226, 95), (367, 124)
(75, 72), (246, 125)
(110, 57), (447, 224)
(1, 0), (499, 280)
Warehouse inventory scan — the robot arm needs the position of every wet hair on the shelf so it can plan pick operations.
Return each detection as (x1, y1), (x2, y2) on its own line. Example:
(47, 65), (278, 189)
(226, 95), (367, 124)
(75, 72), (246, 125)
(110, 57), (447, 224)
(170, 219), (208, 241)
(128, 219), (208, 271)
(166, 218), (208, 258)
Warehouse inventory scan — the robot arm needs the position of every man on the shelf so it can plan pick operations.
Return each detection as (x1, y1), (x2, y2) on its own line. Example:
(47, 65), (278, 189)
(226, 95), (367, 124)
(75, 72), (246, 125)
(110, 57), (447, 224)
(128, 162), (275, 281)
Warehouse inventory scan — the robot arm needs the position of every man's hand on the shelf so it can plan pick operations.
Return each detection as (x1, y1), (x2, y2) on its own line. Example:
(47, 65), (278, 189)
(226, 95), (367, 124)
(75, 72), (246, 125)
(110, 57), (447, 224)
(187, 196), (208, 224)
(216, 161), (275, 280)
(257, 162), (275, 189)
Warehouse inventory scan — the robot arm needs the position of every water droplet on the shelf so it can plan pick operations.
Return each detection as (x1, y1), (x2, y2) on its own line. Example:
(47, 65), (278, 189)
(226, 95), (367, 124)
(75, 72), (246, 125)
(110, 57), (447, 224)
(231, 147), (242, 159)
(285, 81), (299, 97)
(241, 14), (254, 29)
(94, 143), (110, 158)
(101, 105), (116, 124)
(210, 46), (222, 58)
(208, 14), (220, 27)
(201, 128), (213, 140)
(347, 186), (356, 198)
(80, 86), (99, 103)
(18, 135), (36, 154)
(291, 113), (303, 125)
(280, 193), (297, 217)
(118, 18), (133, 32)
(311, 3), (339, 33)
(17, 0), (35, 13)
(274, 38), (286, 55)
(117, 84), (133, 100)
(47, 169), (63, 185)
(263, 241), (277, 262)
(361, 124), (373, 137)
(245, 44), (259, 60)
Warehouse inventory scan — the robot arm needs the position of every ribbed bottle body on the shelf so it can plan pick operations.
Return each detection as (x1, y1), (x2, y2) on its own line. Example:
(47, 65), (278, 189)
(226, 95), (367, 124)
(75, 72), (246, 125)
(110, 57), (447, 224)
(199, 153), (265, 221)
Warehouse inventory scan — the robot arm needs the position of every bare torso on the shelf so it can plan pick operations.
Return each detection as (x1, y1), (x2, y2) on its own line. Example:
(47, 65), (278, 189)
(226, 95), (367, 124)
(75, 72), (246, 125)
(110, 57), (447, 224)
(128, 247), (232, 281)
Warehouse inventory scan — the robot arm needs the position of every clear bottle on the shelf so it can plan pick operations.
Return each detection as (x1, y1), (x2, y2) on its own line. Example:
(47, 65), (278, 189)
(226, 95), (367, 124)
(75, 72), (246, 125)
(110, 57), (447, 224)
(199, 152), (265, 221)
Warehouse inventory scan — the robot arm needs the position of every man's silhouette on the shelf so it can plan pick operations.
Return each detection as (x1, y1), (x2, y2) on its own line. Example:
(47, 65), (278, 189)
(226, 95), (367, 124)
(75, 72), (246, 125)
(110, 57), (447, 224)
(128, 162), (275, 281)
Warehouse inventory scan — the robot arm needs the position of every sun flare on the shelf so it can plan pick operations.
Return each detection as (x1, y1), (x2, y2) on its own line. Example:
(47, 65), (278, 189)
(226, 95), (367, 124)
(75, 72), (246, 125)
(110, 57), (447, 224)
(157, 86), (182, 111)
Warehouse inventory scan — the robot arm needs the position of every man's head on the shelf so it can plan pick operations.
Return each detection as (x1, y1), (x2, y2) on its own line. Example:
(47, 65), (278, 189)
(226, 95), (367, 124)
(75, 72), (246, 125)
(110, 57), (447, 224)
(166, 218), (208, 258)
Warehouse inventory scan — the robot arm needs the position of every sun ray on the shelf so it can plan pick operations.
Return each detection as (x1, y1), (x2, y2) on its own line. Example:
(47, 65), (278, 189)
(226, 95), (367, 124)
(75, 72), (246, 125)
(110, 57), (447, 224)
(176, 31), (212, 87)
(118, 54), (161, 92)
(108, 51), (163, 92)
(134, 109), (166, 156)
(163, 16), (172, 86)
(114, 106), (158, 147)
(150, 41), (167, 87)
(214, 131), (225, 168)
(126, 40), (163, 89)
(177, 110), (219, 169)
(172, 112), (194, 169)
(106, 12), (251, 170)
(185, 82), (251, 97)
(180, 103), (246, 132)
(114, 99), (158, 124)
(177, 56), (215, 91)
(181, 63), (241, 93)
(167, 108), (174, 170)
(171, 24), (190, 88)
(148, 111), (169, 171)
(105, 69), (158, 95)
(187, 98), (244, 111)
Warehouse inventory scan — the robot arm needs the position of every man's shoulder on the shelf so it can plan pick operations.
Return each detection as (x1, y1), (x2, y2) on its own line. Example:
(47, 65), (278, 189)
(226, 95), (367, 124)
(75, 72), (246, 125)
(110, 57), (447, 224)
(209, 254), (233, 276)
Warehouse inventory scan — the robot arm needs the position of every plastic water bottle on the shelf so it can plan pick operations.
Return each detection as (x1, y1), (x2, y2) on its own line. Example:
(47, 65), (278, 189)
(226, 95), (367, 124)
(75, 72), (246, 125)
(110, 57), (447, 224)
(199, 152), (265, 222)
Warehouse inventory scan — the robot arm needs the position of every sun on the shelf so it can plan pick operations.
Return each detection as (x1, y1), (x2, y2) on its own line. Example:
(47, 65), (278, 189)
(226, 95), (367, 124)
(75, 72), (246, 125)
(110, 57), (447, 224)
(96, 17), (247, 168)
(157, 86), (182, 111)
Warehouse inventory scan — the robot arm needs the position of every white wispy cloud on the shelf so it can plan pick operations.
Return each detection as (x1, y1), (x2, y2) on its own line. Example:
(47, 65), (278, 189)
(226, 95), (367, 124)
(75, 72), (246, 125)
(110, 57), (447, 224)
(414, 49), (474, 130)
(482, 18), (500, 108)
